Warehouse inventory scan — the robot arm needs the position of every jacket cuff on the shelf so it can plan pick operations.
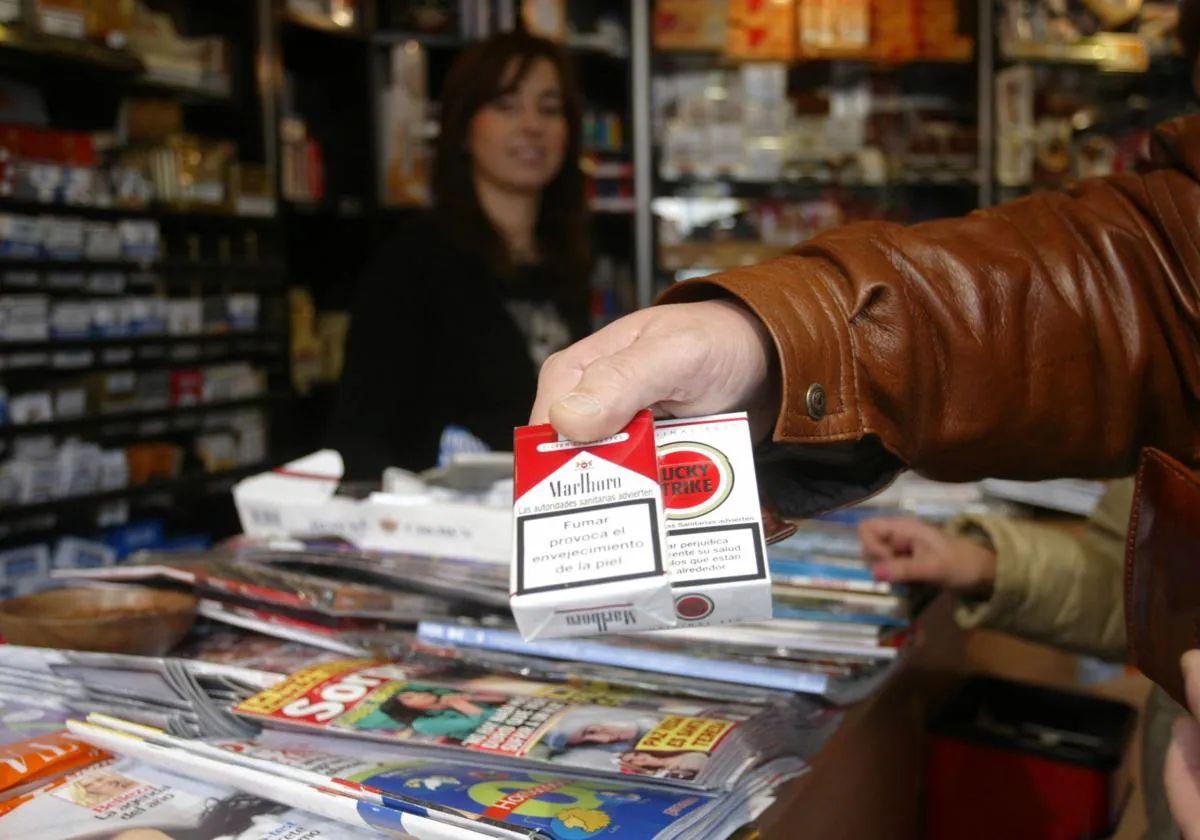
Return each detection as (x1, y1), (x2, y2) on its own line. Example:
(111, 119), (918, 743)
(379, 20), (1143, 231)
(948, 514), (1032, 631)
(656, 255), (863, 444)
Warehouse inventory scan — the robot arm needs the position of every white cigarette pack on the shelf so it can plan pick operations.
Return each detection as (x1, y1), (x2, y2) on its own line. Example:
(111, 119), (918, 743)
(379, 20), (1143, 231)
(655, 412), (773, 626)
(510, 409), (676, 640)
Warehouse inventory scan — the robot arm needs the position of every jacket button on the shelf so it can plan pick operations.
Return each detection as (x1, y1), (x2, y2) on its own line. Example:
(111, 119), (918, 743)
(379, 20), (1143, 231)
(806, 384), (827, 421)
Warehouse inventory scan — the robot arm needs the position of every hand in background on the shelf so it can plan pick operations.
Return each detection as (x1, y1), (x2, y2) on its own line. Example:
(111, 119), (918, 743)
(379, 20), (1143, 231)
(530, 300), (778, 442)
(1166, 651), (1200, 838)
(858, 517), (998, 600)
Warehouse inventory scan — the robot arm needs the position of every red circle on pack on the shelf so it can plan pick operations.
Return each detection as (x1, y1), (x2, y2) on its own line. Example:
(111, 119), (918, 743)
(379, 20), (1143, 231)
(675, 593), (714, 620)
(658, 443), (732, 519)
(659, 448), (719, 509)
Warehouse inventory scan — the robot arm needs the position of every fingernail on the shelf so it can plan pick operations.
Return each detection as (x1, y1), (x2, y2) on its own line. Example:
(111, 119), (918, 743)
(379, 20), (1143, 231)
(873, 565), (891, 582)
(1183, 649), (1200, 677)
(555, 393), (601, 416)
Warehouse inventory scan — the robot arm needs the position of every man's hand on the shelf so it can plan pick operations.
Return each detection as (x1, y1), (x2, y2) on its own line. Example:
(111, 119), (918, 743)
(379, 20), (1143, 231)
(1166, 651), (1200, 838)
(530, 300), (778, 442)
(858, 517), (998, 600)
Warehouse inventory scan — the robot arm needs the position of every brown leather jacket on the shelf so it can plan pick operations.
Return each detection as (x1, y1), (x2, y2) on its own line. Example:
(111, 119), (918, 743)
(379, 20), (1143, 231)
(662, 115), (1200, 515)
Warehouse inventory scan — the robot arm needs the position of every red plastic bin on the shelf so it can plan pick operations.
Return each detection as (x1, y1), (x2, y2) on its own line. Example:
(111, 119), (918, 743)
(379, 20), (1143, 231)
(925, 676), (1135, 840)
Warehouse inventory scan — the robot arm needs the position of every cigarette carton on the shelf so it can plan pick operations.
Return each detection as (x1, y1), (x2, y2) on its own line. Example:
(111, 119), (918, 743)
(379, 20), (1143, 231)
(655, 412), (773, 626)
(511, 409), (676, 640)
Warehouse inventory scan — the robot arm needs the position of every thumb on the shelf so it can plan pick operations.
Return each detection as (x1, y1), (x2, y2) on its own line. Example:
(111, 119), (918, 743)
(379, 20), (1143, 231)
(547, 336), (685, 441)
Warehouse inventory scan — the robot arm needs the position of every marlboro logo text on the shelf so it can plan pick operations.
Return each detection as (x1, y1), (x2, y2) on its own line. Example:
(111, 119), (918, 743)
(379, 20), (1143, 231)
(549, 473), (622, 497)
(561, 607), (639, 632)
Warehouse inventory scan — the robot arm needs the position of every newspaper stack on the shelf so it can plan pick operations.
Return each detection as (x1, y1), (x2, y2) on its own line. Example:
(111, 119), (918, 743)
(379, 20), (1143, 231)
(0, 645), (267, 739)
(64, 714), (807, 839)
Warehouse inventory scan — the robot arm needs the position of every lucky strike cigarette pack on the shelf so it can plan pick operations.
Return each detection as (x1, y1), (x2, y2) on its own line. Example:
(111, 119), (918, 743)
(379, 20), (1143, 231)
(511, 410), (772, 640)
(655, 412), (773, 627)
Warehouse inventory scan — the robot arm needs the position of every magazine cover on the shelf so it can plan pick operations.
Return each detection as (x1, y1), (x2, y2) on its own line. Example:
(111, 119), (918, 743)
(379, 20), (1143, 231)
(233, 660), (763, 787)
(0, 754), (385, 838)
(0, 733), (109, 800)
(214, 736), (789, 840)
(69, 716), (808, 840)
(57, 550), (454, 622)
(175, 628), (345, 675)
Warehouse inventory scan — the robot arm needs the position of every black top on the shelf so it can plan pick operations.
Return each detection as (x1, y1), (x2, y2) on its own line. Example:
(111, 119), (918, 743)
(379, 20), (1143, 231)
(327, 216), (587, 479)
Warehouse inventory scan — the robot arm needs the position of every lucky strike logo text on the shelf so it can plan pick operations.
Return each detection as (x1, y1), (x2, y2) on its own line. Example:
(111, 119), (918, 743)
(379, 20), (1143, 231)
(659, 449), (720, 510)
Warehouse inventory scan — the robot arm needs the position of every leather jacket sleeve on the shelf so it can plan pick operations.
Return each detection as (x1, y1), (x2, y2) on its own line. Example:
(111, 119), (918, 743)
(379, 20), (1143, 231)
(661, 116), (1200, 513)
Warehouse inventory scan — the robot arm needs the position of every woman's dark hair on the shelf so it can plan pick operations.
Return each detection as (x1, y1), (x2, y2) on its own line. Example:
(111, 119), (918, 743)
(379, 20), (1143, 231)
(434, 31), (589, 285)
(380, 684), (458, 727)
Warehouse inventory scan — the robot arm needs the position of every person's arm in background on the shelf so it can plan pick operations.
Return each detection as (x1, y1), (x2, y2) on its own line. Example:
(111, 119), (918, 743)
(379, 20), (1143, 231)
(533, 117), (1200, 516)
(860, 480), (1133, 661)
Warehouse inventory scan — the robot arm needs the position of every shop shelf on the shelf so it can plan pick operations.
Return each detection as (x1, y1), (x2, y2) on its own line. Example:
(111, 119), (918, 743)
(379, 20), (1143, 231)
(0, 23), (141, 73)
(0, 461), (268, 524)
(0, 198), (277, 223)
(285, 9), (365, 40)
(373, 30), (466, 49)
(0, 393), (278, 440)
(1001, 35), (1149, 73)
(0, 331), (283, 355)
(656, 174), (979, 198)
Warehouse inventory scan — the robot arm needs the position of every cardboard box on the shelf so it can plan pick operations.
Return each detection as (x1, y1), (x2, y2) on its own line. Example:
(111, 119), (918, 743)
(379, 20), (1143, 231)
(234, 450), (512, 564)
(728, 0), (797, 61)
(654, 0), (727, 51)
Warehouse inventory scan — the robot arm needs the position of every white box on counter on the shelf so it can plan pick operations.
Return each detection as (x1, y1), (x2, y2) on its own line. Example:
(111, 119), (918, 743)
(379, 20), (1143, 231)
(233, 450), (511, 564)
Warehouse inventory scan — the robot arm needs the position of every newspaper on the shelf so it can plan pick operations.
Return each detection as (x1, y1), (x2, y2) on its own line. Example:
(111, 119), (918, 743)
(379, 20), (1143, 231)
(0, 646), (266, 739)
(232, 659), (799, 790)
(0, 687), (74, 746)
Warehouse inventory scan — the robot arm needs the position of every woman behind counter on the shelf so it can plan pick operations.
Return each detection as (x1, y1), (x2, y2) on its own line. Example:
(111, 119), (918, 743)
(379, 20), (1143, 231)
(329, 32), (590, 478)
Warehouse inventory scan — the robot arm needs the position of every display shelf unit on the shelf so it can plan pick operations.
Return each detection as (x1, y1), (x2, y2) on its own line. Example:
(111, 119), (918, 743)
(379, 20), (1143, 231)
(639, 22), (984, 300)
(0, 0), (287, 548)
(634, 1), (1194, 301)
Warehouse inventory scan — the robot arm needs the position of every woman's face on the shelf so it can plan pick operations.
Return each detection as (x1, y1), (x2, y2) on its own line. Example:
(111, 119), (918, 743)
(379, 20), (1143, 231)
(398, 690), (440, 709)
(469, 56), (567, 195)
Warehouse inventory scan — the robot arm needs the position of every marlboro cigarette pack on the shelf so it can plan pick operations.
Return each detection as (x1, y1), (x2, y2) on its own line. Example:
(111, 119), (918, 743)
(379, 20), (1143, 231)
(655, 412), (773, 627)
(510, 409), (675, 640)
